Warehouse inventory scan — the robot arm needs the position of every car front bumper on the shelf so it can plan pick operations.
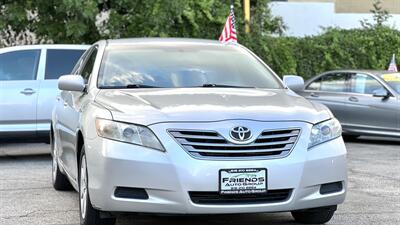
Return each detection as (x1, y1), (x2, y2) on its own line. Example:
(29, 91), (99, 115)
(85, 121), (347, 214)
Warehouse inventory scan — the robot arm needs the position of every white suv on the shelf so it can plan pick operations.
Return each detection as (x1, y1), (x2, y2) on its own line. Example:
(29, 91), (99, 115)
(0, 44), (89, 138)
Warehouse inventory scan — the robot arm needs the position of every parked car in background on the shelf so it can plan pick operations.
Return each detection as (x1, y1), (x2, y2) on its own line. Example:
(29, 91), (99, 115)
(0, 44), (89, 138)
(296, 70), (400, 138)
(52, 39), (347, 225)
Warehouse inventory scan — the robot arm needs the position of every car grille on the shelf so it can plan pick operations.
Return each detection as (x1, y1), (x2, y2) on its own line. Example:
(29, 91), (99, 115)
(169, 128), (300, 159)
(189, 189), (292, 205)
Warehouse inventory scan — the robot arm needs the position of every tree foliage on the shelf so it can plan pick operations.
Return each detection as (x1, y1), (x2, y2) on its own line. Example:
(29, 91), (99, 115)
(360, 0), (392, 29)
(264, 27), (400, 79)
(1, 0), (398, 79)
(0, 0), (284, 44)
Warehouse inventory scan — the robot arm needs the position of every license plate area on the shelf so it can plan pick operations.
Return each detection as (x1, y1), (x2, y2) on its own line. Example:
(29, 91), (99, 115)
(219, 168), (267, 195)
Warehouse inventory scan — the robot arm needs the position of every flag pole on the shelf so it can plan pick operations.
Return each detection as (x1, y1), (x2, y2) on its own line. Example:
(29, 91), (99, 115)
(243, 0), (250, 33)
(388, 53), (398, 72)
(219, 1), (238, 43)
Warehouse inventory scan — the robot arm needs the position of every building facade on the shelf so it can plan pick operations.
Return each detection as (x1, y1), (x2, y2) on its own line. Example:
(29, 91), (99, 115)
(270, 0), (400, 36)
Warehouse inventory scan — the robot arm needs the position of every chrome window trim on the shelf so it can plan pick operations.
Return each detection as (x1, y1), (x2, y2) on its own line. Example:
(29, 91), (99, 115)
(305, 71), (397, 97)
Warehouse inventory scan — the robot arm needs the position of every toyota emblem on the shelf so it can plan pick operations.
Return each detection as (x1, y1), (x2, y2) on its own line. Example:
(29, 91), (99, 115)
(230, 126), (252, 142)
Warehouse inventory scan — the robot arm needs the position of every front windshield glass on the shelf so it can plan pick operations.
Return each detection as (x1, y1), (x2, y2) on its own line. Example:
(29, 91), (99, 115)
(98, 44), (282, 89)
(381, 73), (400, 94)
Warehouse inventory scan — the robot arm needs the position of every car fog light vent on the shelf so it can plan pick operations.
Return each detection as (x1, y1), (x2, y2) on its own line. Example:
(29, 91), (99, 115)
(320, 182), (343, 195)
(114, 187), (149, 200)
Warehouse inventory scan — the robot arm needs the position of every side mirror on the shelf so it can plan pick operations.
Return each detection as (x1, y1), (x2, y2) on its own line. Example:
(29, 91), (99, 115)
(283, 75), (304, 92)
(58, 75), (86, 92)
(372, 89), (389, 98)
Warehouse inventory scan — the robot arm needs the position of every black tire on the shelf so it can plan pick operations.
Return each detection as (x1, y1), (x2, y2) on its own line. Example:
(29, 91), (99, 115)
(79, 147), (116, 225)
(291, 206), (337, 224)
(51, 131), (72, 191)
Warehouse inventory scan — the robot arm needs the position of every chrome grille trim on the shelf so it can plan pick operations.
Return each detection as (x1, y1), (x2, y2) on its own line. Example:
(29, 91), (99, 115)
(169, 128), (301, 159)
(177, 137), (296, 147)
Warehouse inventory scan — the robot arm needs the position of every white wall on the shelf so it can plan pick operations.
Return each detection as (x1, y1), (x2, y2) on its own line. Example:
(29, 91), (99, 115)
(270, 2), (400, 37)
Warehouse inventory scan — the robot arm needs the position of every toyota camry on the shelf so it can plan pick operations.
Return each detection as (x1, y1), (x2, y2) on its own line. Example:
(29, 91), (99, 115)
(51, 38), (347, 225)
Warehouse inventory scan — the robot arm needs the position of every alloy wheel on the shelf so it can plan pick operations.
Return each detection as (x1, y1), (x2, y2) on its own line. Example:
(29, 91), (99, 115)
(80, 155), (88, 220)
(51, 137), (57, 182)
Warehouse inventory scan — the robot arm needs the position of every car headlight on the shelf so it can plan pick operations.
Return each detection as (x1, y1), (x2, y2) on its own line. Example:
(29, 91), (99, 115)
(309, 118), (342, 148)
(95, 118), (165, 151)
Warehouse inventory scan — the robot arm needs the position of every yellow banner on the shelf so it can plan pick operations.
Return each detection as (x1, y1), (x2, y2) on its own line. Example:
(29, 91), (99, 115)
(382, 73), (400, 82)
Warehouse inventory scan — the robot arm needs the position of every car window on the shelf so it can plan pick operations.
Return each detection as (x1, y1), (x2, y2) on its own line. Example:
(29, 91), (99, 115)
(0, 50), (40, 81)
(319, 73), (348, 92)
(306, 78), (321, 91)
(80, 46), (98, 82)
(45, 49), (85, 80)
(71, 50), (89, 75)
(350, 73), (384, 94)
(381, 73), (400, 94)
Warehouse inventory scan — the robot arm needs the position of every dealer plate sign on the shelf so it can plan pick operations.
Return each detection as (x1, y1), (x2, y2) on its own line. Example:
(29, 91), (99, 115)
(219, 168), (267, 195)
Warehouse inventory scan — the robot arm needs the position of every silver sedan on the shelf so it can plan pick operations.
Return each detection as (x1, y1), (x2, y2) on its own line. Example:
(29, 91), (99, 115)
(296, 70), (400, 138)
(51, 39), (347, 225)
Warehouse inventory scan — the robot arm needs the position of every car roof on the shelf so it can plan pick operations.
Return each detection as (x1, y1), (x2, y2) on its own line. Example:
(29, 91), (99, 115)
(104, 38), (223, 46)
(320, 69), (397, 76)
(306, 69), (398, 85)
(0, 44), (90, 53)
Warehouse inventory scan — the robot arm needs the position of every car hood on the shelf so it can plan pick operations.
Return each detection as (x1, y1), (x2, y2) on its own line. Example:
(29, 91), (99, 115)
(95, 88), (332, 125)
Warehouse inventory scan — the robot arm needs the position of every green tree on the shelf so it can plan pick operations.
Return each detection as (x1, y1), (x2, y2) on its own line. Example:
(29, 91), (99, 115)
(360, 0), (392, 29)
(0, 0), (284, 45)
(0, 0), (100, 44)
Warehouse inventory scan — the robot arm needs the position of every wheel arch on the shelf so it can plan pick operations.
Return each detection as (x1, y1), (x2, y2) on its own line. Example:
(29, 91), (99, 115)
(50, 123), (55, 157)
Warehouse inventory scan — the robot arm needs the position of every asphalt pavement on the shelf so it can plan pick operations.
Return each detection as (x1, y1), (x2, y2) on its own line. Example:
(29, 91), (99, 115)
(0, 137), (399, 225)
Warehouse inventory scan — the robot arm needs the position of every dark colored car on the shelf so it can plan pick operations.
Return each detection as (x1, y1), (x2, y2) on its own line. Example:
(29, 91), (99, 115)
(297, 70), (400, 138)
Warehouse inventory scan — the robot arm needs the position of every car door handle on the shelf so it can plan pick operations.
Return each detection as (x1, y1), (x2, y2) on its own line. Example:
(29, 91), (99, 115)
(20, 88), (36, 95)
(348, 96), (359, 102)
(63, 102), (68, 107)
(310, 92), (319, 97)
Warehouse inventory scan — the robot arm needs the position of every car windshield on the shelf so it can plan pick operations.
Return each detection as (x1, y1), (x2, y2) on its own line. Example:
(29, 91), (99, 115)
(98, 44), (282, 89)
(381, 73), (400, 94)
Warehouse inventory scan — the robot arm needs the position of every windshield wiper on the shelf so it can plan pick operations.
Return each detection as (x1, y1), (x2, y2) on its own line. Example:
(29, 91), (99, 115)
(100, 84), (160, 89)
(200, 84), (255, 88)
(101, 84), (253, 89)
(124, 84), (160, 88)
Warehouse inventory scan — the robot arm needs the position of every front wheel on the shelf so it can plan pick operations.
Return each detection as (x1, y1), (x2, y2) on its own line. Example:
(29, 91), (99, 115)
(291, 206), (337, 224)
(79, 147), (116, 225)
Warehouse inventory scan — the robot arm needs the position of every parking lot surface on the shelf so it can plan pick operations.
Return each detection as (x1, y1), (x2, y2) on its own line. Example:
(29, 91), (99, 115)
(0, 137), (399, 225)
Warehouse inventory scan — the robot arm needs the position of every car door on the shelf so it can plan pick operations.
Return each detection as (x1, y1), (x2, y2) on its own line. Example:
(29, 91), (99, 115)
(36, 48), (86, 135)
(302, 72), (351, 125)
(0, 49), (42, 134)
(379, 73), (400, 132)
(345, 73), (398, 135)
(56, 46), (98, 181)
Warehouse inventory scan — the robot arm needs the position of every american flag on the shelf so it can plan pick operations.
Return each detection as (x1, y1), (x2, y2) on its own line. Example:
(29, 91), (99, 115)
(388, 54), (398, 72)
(219, 5), (237, 44)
